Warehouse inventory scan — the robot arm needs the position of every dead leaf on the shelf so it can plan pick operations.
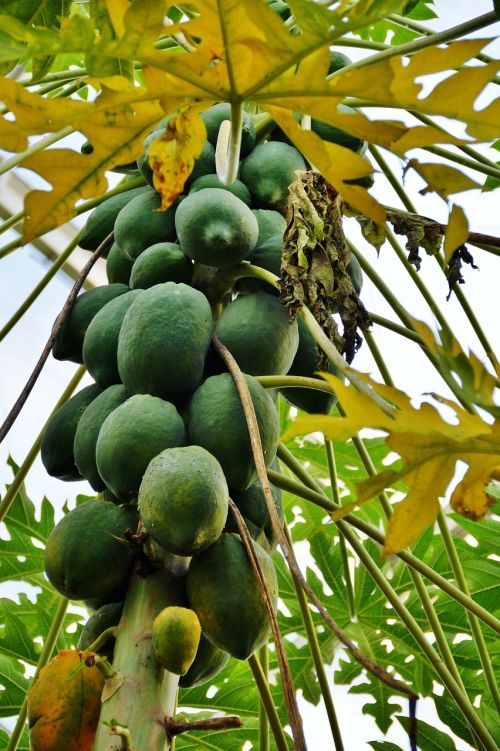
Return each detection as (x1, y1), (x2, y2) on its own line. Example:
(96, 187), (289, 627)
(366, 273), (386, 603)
(443, 205), (469, 264)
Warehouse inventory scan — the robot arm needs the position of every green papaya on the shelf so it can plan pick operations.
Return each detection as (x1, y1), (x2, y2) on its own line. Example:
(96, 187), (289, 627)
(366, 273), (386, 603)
(175, 188), (258, 268)
(187, 533), (278, 659)
(73, 385), (129, 491)
(328, 50), (352, 75)
(240, 142), (306, 210)
(225, 466), (284, 552)
(139, 445), (228, 555)
(188, 373), (279, 491)
(79, 186), (149, 252)
(179, 634), (230, 688)
(117, 283), (212, 404)
(129, 242), (192, 289)
(78, 602), (123, 655)
(82, 290), (142, 388)
(152, 606), (201, 675)
(52, 284), (129, 364)
(41, 384), (102, 482)
(215, 292), (299, 376)
(44, 501), (136, 601)
(106, 242), (134, 285)
(252, 209), (286, 246)
(114, 189), (177, 261)
(189, 174), (252, 206)
(96, 393), (186, 499)
(201, 103), (256, 157)
(244, 233), (282, 293)
(280, 317), (340, 414)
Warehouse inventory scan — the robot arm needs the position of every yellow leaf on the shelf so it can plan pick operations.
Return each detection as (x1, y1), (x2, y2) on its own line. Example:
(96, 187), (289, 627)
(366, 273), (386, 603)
(450, 459), (499, 520)
(105, 0), (130, 37)
(265, 106), (385, 224)
(409, 161), (480, 199)
(384, 493), (441, 557)
(148, 105), (208, 210)
(443, 205), (469, 264)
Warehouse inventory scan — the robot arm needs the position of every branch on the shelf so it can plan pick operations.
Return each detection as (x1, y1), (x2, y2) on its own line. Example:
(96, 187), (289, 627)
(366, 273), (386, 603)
(212, 337), (418, 708)
(166, 715), (243, 739)
(0, 231), (113, 444)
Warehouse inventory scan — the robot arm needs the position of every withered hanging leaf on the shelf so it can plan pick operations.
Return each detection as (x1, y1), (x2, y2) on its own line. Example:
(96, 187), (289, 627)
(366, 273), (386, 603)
(280, 171), (370, 364)
(446, 246), (478, 301)
(386, 209), (443, 269)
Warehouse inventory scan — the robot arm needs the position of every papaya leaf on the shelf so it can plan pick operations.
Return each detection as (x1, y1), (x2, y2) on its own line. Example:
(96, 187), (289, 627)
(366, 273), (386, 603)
(368, 743), (405, 751)
(397, 715), (458, 751)
(0, 726), (29, 751)
(409, 161), (480, 199)
(443, 205), (469, 264)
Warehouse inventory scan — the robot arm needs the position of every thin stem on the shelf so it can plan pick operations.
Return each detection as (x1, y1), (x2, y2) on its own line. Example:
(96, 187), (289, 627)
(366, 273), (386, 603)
(470, 242), (500, 257)
(424, 146), (500, 181)
(256, 375), (333, 392)
(437, 514), (500, 713)
(0, 365), (85, 523)
(369, 145), (417, 212)
(248, 654), (290, 751)
(362, 329), (394, 387)
(6, 597), (68, 751)
(0, 232), (113, 444)
(258, 644), (269, 751)
(324, 441), (355, 619)
(284, 524), (345, 751)
(0, 126), (73, 178)
(0, 232), (82, 343)
(0, 211), (24, 238)
(0, 238), (22, 260)
(368, 314), (424, 345)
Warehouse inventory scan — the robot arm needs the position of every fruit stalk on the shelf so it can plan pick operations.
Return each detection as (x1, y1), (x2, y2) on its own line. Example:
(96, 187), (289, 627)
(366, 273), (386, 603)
(93, 553), (188, 751)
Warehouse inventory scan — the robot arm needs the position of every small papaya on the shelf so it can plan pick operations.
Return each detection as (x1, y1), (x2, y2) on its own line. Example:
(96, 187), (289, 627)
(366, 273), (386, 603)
(189, 174), (252, 206)
(106, 242), (134, 285)
(114, 189), (177, 261)
(201, 104), (256, 156)
(129, 242), (193, 289)
(226, 466), (284, 552)
(78, 602), (123, 657)
(179, 634), (230, 688)
(27, 649), (104, 751)
(79, 186), (149, 252)
(152, 606), (201, 675)
(252, 209), (286, 246)
(240, 142), (306, 210)
(187, 533), (278, 660)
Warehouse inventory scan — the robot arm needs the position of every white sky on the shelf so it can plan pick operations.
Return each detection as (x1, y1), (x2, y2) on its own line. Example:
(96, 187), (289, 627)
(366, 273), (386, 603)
(0, 1), (498, 748)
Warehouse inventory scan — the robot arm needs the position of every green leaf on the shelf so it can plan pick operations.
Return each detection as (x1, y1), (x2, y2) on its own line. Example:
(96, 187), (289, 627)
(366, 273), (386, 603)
(369, 741), (406, 751)
(0, 726), (29, 751)
(397, 715), (458, 751)
(0, 653), (29, 718)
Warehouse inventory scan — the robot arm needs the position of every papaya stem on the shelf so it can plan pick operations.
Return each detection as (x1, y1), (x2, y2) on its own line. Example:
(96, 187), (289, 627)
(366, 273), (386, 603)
(0, 365), (86, 523)
(258, 643), (270, 751)
(228, 497), (307, 751)
(0, 231), (113, 445)
(85, 627), (118, 655)
(256, 374), (333, 392)
(109, 723), (133, 749)
(248, 654), (290, 751)
(166, 715), (243, 738)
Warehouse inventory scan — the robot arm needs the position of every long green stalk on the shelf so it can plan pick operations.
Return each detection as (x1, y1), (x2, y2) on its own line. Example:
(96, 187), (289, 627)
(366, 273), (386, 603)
(258, 644), (270, 751)
(0, 366), (85, 523)
(276, 451), (497, 750)
(248, 654), (289, 751)
(368, 314), (424, 345)
(0, 232), (82, 343)
(284, 525), (345, 751)
(324, 441), (355, 619)
(6, 597), (69, 751)
(0, 211), (24, 238)
(424, 145), (500, 181)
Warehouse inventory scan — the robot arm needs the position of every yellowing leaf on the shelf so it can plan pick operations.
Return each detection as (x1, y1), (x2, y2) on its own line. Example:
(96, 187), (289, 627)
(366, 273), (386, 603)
(409, 161), (480, 199)
(265, 106), (385, 224)
(450, 458), (500, 520)
(148, 105), (208, 209)
(105, 0), (130, 37)
(444, 205), (469, 264)
(384, 493), (441, 558)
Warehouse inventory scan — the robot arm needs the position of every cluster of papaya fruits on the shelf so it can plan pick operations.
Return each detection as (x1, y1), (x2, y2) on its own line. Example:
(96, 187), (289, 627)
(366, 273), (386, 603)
(36, 48), (365, 749)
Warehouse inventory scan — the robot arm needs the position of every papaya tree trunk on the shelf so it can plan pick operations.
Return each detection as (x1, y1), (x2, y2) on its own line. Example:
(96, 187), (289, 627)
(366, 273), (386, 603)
(93, 554), (188, 751)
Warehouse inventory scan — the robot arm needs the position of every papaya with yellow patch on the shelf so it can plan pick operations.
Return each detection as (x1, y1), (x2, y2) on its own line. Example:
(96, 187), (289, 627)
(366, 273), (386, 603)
(152, 606), (201, 675)
(27, 649), (104, 751)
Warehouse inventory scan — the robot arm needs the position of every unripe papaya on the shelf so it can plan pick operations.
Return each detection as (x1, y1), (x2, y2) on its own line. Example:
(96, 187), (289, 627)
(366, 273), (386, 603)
(179, 634), (230, 688)
(152, 606), (201, 675)
(27, 649), (104, 751)
(79, 186), (149, 252)
(78, 602), (123, 653)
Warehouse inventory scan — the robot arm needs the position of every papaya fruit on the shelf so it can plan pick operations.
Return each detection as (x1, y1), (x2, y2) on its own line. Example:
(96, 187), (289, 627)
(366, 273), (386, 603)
(129, 242), (193, 289)
(188, 373), (279, 491)
(175, 188), (258, 268)
(189, 173), (252, 206)
(106, 241), (134, 285)
(179, 634), (230, 688)
(44, 501), (136, 601)
(328, 50), (352, 75)
(152, 606), (201, 675)
(215, 291), (299, 376)
(240, 142), (306, 210)
(79, 186), (149, 252)
(280, 317), (340, 414)
(73, 384), (129, 491)
(201, 103), (256, 157)
(41, 384), (101, 482)
(117, 282), (212, 404)
(114, 189), (177, 261)
(27, 649), (104, 751)
(96, 393), (186, 499)
(139, 445), (228, 556)
(83, 580), (128, 612)
(82, 290), (142, 388)
(243, 233), (282, 294)
(187, 533), (278, 659)
(252, 209), (286, 246)
(78, 601), (123, 655)
(52, 284), (129, 364)
(226, 466), (284, 552)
